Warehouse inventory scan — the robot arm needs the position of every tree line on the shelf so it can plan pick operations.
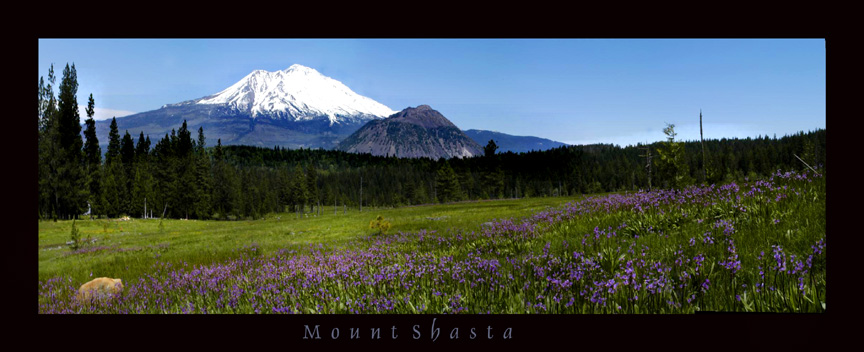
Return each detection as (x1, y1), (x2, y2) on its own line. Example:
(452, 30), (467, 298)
(38, 63), (826, 221)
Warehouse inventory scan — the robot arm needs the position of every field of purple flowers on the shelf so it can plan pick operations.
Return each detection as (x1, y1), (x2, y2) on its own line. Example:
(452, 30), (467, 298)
(39, 169), (825, 313)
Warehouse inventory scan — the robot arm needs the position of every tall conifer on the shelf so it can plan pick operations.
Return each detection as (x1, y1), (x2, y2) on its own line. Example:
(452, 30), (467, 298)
(82, 94), (101, 218)
(193, 127), (212, 219)
(38, 65), (59, 220)
(106, 117), (121, 162)
(55, 63), (87, 219)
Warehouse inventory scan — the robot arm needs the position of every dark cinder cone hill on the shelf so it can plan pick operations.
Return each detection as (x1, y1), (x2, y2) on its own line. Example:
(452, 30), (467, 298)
(338, 105), (483, 159)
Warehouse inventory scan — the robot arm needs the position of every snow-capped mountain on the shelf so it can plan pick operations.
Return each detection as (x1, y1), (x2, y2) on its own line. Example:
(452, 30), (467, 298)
(186, 64), (396, 124)
(95, 65), (397, 150)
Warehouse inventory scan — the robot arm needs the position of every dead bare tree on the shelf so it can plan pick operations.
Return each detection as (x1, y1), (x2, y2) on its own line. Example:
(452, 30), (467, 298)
(794, 154), (818, 174)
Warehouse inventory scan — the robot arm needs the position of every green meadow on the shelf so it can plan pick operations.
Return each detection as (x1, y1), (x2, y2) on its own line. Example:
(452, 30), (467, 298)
(38, 196), (583, 286)
(39, 170), (825, 314)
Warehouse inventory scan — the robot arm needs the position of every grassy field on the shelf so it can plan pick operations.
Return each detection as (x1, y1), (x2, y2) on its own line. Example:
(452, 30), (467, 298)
(39, 169), (825, 314)
(38, 196), (584, 286)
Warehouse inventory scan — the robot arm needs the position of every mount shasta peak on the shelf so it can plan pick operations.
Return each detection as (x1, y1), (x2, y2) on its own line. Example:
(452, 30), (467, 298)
(93, 65), (567, 155)
(94, 64), (394, 150)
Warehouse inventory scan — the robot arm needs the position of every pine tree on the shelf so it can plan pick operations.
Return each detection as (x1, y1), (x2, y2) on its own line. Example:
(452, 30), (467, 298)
(279, 166), (294, 212)
(483, 139), (499, 158)
(55, 63), (87, 219)
(119, 131), (136, 214)
(482, 139), (503, 198)
(37, 77), (45, 218)
(196, 127), (206, 155)
(57, 64), (83, 157)
(82, 94), (101, 219)
(83, 95), (98, 166)
(193, 127), (212, 219)
(291, 164), (308, 213)
(38, 76), (46, 130)
(305, 163), (318, 214)
(214, 138), (224, 162)
(106, 117), (121, 162)
(176, 120), (193, 158)
(151, 133), (176, 218)
(489, 165), (505, 198)
(135, 132), (151, 161)
(102, 158), (122, 218)
(130, 158), (153, 219)
(38, 64), (60, 220)
(170, 121), (196, 218)
(435, 161), (463, 203)
(130, 131), (152, 218)
(120, 131), (135, 166)
(239, 168), (259, 219)
(211, 139), (236, 219)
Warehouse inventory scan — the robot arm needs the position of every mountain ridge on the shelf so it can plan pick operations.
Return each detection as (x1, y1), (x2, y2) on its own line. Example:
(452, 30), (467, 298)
(463, 129), (568, 154)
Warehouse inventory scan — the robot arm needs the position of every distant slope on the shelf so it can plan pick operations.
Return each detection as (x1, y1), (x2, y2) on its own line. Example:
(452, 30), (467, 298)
(464, 129), (568, 153)
(339, 105), (483, 159)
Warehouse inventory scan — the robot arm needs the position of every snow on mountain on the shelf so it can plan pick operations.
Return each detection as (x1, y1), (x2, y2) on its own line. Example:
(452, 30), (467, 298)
(195, 64), (396, 125)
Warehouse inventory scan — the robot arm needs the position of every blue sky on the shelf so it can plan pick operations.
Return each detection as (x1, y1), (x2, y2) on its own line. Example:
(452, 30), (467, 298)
(37, 39), (825, 147)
